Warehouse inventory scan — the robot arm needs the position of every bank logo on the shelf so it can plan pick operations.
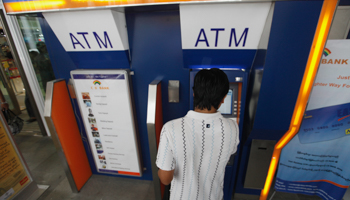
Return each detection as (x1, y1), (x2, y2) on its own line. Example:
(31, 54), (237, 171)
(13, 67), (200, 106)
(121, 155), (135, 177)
(346, 128), (350, 135)
(323, 48), (331, 57)
(93, 80), (101, 85)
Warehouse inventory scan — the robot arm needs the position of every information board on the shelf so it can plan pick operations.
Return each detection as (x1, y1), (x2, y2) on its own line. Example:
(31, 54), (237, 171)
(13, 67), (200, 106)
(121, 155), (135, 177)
(0, 116), (31, 199)
(275, 40), (350, 200)
(71, 70), (142, 176)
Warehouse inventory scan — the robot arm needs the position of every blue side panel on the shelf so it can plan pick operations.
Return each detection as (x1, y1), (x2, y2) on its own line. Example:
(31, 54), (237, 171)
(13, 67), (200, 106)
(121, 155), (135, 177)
(39, 16), (100, 173)
(68, 51), (130, 69)
(71, 98), (98, 174)
(183, 50), (256, 70)
(235, 0), (323, 196)
(252, 0), (323, 133)
(38, 16), (78, 81)
(126, 10), (189, 180)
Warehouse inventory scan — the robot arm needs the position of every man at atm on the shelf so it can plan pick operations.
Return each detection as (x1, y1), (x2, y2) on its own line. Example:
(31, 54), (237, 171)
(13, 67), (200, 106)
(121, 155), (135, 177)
(156, 68), (239, 200)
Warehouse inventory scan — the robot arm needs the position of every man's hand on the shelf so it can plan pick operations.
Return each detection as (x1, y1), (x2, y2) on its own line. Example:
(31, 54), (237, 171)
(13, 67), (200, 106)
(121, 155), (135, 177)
(158, 169), (175, 185)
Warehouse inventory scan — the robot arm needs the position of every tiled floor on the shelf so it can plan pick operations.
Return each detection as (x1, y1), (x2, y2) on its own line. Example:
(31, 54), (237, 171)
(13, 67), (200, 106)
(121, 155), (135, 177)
(14, 111), (155, 200)
(12, 110), (347, 200)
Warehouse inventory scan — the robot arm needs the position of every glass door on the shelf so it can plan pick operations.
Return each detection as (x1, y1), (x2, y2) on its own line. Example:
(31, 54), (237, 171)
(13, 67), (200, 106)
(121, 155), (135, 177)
(0, 22), (22, 115)
(16, 15), (55, 99)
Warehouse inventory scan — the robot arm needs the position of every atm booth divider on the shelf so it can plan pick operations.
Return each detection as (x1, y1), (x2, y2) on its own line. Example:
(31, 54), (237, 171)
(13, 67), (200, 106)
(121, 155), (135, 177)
(147, 80), (164, 200)
(44, 79), (92, 192)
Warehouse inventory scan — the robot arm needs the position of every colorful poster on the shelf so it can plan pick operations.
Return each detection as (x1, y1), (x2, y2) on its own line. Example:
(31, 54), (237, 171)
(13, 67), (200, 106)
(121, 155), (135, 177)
(275, 40), (350, 200)
(71, 70), (142, 176)
(0, 118), (30, 200)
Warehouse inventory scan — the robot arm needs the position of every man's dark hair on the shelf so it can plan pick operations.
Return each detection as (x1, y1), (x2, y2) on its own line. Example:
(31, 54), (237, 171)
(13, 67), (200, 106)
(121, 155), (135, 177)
(193, 68), (229, 110)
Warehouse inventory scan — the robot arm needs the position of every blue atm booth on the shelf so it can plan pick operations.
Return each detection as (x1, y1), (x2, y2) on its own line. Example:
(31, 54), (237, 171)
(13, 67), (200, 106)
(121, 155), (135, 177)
(2, 0), (334, 199)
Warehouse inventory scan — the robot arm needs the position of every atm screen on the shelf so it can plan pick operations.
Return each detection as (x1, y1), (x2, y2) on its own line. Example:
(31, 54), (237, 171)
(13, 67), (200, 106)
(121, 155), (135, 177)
(218, 89), (233, 115)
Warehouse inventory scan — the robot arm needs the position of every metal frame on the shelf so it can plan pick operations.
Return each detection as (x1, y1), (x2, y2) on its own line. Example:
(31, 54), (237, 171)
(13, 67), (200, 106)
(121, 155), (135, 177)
(0, 8), (49, 135)
(1, 6), (51, 136)
(43, 79), (78, 193)
(3, 0), (298, 15)
(146, 79), (162, 200)
(70, 69), (143, 177)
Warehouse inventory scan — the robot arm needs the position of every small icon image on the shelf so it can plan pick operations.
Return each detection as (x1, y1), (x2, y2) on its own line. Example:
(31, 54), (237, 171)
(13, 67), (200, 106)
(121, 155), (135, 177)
(91, 124), (98, 131)
(88, 108), (94, 117)
(96, 143), (103, 153)
(104, 161), (107, 164)
(82, 92), (90, 100)
(102, 165), (106, 169)
(94, 138), (101, 144)
(98, 155), (106, 160)
(88, 118), (96, 124)
(323, 48), (331, 57)
(92, 132), (100, 137)
(93, 80), (101, 85)
(100, 160), (104, 163)
(84, 100), (92, 107)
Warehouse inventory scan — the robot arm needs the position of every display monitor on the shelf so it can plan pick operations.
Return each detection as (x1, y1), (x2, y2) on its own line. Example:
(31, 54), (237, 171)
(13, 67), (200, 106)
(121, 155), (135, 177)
(218, 89), (233, 115)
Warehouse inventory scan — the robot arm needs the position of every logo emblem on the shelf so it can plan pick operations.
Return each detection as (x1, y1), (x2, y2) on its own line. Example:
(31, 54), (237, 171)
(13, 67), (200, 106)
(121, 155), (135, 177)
(323, 48), (331, 57)
(346, 129), (350, 135)
(93, 80), (101, 85)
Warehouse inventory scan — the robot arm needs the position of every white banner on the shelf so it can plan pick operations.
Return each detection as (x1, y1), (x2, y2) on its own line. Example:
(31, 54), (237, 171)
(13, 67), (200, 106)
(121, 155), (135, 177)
(179, 3), (272, 50)
(308, 40), (350, 110)
(44, 10), (129, 52)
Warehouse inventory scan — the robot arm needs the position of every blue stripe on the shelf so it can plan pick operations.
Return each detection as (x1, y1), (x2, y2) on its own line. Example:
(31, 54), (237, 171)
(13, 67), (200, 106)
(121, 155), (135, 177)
(216, 120), (232, 197)
(171, 121), (178, 196)
(73, 74), (124, 79)
(68, 50), (130, 69)
(161, 137), (169, 169)
(203, 120), (215, 192)
(188, 118), (196, 200)
(183, 49), (256, 69)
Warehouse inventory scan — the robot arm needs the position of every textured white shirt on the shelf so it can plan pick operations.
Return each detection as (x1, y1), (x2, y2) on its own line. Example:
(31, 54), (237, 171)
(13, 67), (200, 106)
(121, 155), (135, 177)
(156, 110), (239, 200)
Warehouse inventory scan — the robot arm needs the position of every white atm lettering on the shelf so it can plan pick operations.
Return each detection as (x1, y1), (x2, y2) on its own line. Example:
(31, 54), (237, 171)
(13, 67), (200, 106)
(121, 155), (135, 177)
(195, 28), (249, 48)
(70, 31), (113, 49)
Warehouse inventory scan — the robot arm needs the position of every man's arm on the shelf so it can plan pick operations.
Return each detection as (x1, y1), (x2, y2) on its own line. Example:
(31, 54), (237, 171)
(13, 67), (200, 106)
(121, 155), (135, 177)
(158, 169), (175, 185)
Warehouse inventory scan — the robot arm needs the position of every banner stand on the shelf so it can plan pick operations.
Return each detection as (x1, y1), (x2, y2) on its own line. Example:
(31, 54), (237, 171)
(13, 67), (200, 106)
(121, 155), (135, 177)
(0, 107), (48, 200)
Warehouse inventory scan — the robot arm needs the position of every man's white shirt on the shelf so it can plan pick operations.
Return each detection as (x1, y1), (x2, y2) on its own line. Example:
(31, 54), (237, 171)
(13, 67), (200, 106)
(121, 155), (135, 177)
(156, 110), (239, 200)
